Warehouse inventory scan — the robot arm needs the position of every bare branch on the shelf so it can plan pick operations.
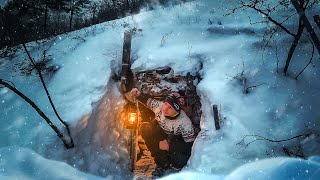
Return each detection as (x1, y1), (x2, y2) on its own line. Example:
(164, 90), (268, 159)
(295, 37), (315, 79)
(0, 80), (15, 88)
(280, 12), (298, 24)
(275, 39), (280, 73)
(238, 133), (311, 149)
(22, 43), (74, 148)
(239, 1), (296, 36)
(261, 26), (279, 53)
(283, 146), (305, 159)
(245, 83), (267, 93)
(248, 15), (268, 25)
(0, 79), (73, 149)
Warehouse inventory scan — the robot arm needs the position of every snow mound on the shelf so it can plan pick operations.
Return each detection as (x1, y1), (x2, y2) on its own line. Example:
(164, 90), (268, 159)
(160, 156), (320, 180)
(0, 147), (104, 180)
(2, 147), (318, 180)
(226, 156), (320, 180)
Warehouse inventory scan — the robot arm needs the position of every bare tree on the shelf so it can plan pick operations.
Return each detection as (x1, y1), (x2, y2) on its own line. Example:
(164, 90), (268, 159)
(43, 0), (48, 33)
(89, 2), (98, 24)
(68, 0), (91, 30)
(291, 0), (320, 54)
(21, 43), (74, 148)
(228, 0), (319, 75)
(70, 0), (75, 31)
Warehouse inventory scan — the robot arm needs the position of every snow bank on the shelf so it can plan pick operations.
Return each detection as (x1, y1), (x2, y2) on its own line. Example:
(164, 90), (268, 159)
(41, 82), (132, 179)
(160, 156), (320, 180)
(0, 147), (104, 180)
(226, 156), (320, 180)
(0, 16), (131, 178)
(0, 0), (319, 179)
(1, 147), (319, 180)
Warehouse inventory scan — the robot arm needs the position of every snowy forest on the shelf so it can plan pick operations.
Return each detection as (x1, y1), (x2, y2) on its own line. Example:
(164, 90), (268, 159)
(0, 0), (320, 179)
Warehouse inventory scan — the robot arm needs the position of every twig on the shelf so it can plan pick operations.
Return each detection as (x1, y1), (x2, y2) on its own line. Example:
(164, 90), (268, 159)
(240, 1), (295, 37)
(160, 31), (173, 47)
(248, 16), (268, 25)
(280, 12), (298, 24)
(245, 83), (267, 94)
(261, 26), (279, 55)
(275, 39), (280, 73)
(283, 147), (305, 159)
(238, 133), (311, 149)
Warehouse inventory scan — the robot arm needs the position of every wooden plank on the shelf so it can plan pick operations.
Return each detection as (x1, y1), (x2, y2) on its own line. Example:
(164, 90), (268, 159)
(213, 105), (220, 130)
(135, 66), (172, 75)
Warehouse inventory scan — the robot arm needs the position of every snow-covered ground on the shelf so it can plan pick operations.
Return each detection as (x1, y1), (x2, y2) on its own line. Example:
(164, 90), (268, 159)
(1, 0), (319, 179)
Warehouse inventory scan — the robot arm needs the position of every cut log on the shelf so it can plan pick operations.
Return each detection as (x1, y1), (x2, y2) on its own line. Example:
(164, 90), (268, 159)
(213, 105), (220, 130)
(135, 66), (172, 75)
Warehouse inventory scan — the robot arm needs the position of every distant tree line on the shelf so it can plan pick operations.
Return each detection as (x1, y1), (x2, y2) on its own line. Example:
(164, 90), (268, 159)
(0, 0), (187, 49)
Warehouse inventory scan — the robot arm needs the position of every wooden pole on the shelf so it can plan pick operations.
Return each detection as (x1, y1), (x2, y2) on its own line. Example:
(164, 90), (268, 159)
(121, 31), (133, 92)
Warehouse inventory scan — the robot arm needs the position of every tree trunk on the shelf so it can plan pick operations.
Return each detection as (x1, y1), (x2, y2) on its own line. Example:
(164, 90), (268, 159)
(284, 18), (304, 74)
(112, 0), (117, 7)
(0, 10), (5, 47)
(314, 15), (320, 29)
(70, 9), (74, 30)
(126, 0), (130, 9)
(44, 1), (48, 33)
(69, 0), (74, 31)
(291, 0), (320, 55)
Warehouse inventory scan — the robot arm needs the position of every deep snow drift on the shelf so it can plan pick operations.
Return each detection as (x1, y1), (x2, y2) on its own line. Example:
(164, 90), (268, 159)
(160, 156), (320, 180)
(1, 0), (320, 179)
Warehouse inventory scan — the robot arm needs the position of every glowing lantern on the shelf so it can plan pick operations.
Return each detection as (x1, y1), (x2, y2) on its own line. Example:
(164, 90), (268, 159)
(125, 103), (138, 129)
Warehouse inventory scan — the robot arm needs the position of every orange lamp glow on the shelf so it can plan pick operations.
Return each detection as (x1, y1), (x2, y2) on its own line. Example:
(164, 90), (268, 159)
(125, 103), (138, 129)
(128, 112), (137, 125)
